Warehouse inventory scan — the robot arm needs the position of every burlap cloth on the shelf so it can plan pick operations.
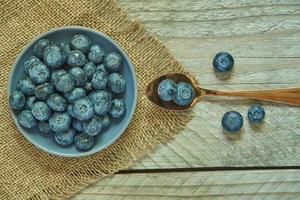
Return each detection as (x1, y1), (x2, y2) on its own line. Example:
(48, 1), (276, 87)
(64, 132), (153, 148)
(0, 0), (193, 199)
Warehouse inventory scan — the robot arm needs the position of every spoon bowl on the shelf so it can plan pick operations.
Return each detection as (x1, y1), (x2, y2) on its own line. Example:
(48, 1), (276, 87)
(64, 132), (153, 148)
(146, 73), (201, 111)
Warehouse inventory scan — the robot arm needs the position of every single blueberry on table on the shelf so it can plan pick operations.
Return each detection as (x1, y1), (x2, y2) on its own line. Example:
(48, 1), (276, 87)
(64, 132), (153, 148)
(72, 98), (94, 121)
(92, 70), (108, 90)
(75, 133), (95, 151)
(29, 62), (50, 84)
(43, 44), (66, 69)
(83, 62), (96, 80)
(213, 52), (234, 72)
(54, 129), (76, 146)
(104, 52), (122, 72)
(32, 101), (51, 121)
(72, 118), (84, 132)
(173, 82), (195, 106)
(18, 110), (37, 129)
(9, 91), (26, 110)
(60, 42), (72, 59)
(248, 104), (265, 123)
(16, 76), (35, 96)
(222, 111), (244, 132)
(47, 93), (67, 112)
(89, 90), (112, 116)
(69, 67), (87, 86)
(24, 96), (36, 110)
(51, 69), (67, 84)
(67, 104), (75, 118)
(34, 82), (54, 101)
(109, 98), (126, 119)
(157, 79), (177, 102)
(70, 34), (91, 53)
(33, 38), (50, 59)
(83, 116), (102, 136)
(49, 112), (71, 132)
(38, 121), (54, 137)
(64, 87), (86, 103)
(88, 45), (105, 64)
(54, 73), (75, 93)
(100, 114), (111, 129)
(24, 56), (41, 75)
(108, 73), (126, 94)
(84, 82), (93, 93)
(67, 50), (87, 67)
(96, 63), (108, 75)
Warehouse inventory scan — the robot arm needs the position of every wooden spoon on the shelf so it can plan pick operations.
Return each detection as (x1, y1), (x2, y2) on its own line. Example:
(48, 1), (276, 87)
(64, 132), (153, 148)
(146, 73), (300, 111)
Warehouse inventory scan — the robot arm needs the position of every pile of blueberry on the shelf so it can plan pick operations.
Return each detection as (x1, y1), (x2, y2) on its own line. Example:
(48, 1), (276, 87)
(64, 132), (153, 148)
(157, 80), (195, 106)
(9, 34), (127, 151)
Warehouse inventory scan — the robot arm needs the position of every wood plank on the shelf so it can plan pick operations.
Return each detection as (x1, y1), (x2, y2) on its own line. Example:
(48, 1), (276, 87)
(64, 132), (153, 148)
(72, 170), (300, 200)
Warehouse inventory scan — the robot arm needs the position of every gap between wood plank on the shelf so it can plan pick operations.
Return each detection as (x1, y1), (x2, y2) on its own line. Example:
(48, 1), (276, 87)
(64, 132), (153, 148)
(118, 166), (300, 174)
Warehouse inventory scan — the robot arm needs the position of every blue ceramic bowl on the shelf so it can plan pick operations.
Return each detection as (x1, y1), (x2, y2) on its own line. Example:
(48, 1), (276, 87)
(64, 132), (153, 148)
(8, 26), (138, 157)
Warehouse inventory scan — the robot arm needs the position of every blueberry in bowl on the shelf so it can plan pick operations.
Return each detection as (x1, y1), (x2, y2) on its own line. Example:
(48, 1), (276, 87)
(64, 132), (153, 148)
(8, 26), (137, 157)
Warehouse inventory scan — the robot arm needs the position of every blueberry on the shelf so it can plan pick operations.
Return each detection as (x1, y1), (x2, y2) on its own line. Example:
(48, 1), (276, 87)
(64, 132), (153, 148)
(75, 133), (95, 151)
(72, 118), (84, 132)
(64, 87), (86, 103)
(43, 44), (66, 69)
(49, 112), (71, 132)
(47, 93), (67, 112)
(69, 67), (87, 86)
(34, 83), (54, 101)
(29, 62), (50, 84)
(222, 111), (243, 132)
(96, 63), (108, 75)
(88, 45), (105, 64)
(51, 69), (67, 84)
(54, 73), (75, 93)
(92, 70), (107, 90)
(109, 98), (126, 118)
(18, 110), (37, 128)
(104, 52), (122, 72)
(67, 104), (75, 117)
(33, 39), (50, 59)
(38, 121), (54, 137)
(108, 73), (126, 94)
(83, 62), (96, 80)
(157, 79), (177, 102)
(100, 114), (111, 128)
(90, 90), (112, 116)
(83, 116), (102, 136)
(73, 98), (94, 121)
(84, 82), (93, 93)
(67, 50), (87, 67)
(32, 101), (51, 121)
(24, 56), (41, 75)
(248, 104), (265, 123)
(24, 96), (36, 110)
(16, 76), (35, 96)
(173, 82), (195, 106)
(9, 91), (25, 110)
(213, 52), (234, 72)
(70, 34), (91, 53)
(54, 129), (76, 146)
(60, 42), (71, 58)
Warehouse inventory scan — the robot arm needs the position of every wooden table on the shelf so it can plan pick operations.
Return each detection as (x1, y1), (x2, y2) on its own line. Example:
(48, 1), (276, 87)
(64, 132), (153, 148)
(72, 0), (300, 199)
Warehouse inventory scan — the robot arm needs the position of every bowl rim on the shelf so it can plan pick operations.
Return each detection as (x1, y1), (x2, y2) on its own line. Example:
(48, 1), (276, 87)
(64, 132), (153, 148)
(7, 26), (138, 157)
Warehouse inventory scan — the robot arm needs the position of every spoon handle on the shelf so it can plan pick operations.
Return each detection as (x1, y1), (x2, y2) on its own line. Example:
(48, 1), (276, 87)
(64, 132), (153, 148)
(201, 87), (300, 106)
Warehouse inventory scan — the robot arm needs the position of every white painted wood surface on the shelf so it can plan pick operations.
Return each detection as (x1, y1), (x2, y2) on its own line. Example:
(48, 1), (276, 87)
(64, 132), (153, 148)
(72, 0), (300, 199)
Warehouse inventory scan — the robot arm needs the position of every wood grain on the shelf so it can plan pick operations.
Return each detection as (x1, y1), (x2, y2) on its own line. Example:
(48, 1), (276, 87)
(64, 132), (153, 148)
(72, 170), (300, 200)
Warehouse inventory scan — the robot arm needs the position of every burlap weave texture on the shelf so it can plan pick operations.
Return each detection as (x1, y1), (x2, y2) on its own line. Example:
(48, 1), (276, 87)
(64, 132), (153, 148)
(0, 0), (192, 199)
